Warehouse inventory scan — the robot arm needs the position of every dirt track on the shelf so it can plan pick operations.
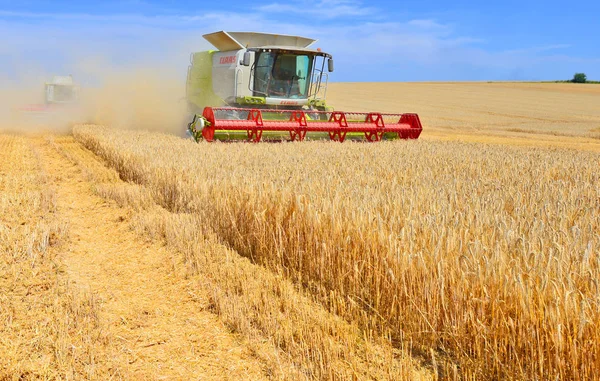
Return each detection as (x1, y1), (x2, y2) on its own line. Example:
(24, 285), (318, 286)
(34, 136), (269, 379)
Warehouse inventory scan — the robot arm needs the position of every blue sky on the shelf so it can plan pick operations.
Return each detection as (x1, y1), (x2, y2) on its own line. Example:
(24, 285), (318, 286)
(1, 0), (599, 82)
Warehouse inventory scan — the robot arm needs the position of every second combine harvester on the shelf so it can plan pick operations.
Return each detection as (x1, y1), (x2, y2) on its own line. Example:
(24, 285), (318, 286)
(187, 31), (423, 142)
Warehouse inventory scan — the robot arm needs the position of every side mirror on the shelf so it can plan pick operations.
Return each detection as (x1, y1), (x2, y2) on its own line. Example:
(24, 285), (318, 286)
(242, 51), (252, 66)
(328, 58), (334, 72)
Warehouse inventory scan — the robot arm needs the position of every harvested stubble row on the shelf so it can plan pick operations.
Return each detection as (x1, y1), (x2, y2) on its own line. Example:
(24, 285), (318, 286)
(0, 136), (110, 378)
(74, 125), (600, 380)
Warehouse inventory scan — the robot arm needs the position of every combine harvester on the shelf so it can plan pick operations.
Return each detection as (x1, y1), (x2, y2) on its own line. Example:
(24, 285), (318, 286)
(14, 75), (80, 125)
(19, 75), (79, 113)
(187, 31), (423, 142)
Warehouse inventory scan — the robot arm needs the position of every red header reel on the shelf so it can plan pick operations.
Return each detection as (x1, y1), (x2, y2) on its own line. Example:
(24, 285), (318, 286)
(192, 107), (423, 142)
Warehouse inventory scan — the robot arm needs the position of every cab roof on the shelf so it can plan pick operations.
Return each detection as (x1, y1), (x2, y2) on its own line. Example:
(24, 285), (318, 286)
(45, 75), (75, 86)
(203, 31), (317, 51)
(249, 46), (332, 58)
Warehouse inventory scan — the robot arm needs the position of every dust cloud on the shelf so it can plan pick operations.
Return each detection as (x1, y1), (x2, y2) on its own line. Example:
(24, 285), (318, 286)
(0, 65), (190, 136)
(79, 66), (189, 136)
(0, 31), (195, 137)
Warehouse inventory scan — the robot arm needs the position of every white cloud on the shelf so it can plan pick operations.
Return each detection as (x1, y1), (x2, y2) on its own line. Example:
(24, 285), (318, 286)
(503, 44), (571, 55)
(407, 19), (448, 30)
(255, 0), (377, 19)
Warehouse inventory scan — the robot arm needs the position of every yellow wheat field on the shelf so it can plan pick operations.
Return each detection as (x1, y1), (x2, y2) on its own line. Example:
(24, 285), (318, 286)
(73, 124), (600, 380)
(2, 82), (600, 380)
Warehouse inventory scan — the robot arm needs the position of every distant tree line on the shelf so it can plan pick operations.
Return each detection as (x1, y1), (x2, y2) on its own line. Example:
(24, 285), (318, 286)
(572, 73), (587, 83)
(546, 73), (599, 84)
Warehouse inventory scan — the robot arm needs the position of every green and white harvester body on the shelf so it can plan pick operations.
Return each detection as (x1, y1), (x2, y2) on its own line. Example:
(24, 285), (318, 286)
(186, 31), (422, 142)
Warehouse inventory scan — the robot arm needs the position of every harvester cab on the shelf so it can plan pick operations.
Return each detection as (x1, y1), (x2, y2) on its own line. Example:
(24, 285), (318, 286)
(186, 31), (332, 113)
(45, 75), (79, 105)
(187, 31), (423, 142)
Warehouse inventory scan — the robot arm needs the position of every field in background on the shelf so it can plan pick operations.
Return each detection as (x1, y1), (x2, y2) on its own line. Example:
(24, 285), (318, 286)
(1, 82), (599, 380)
(328, 82), (600, 150)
